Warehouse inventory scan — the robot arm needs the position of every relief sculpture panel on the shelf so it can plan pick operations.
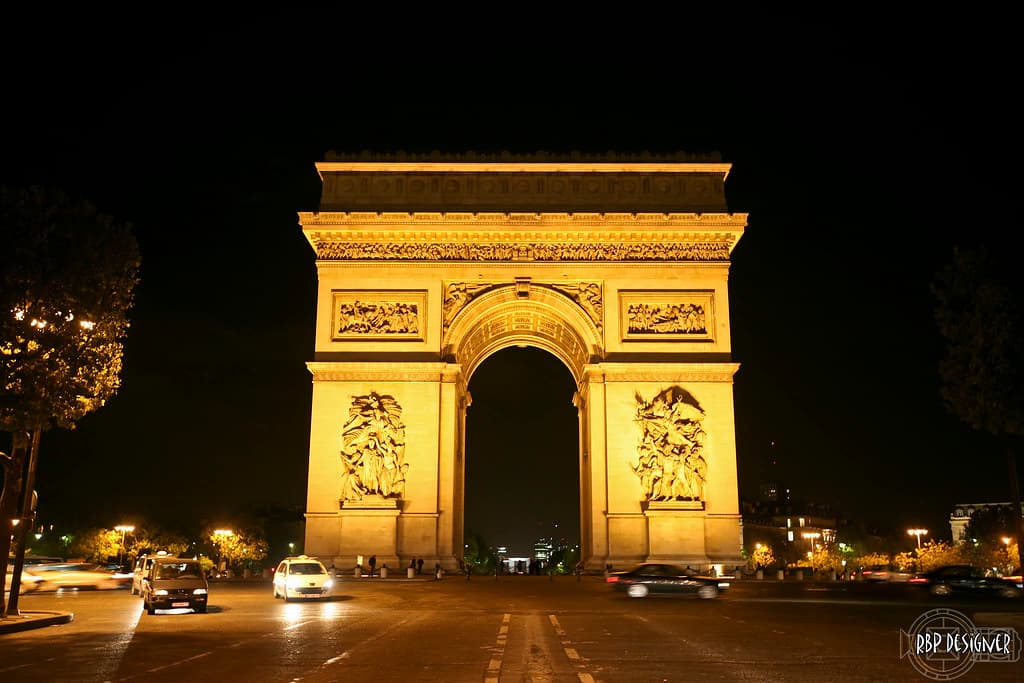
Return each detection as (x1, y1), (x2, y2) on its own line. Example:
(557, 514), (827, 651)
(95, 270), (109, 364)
(339, 392), (408, 503)
(620, 290), (714, 342)
(631, 386), (707, 506)
(332, 290), (426, 341)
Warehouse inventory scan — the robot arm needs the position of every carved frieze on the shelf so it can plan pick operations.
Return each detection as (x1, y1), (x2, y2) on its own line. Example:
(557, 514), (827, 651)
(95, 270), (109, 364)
(312, 241), (731, 262)
(331, 290), (426, 341)
(339, 392), (408, 503)
(632, 387), (707, 503)
(620, 290), (714, 342)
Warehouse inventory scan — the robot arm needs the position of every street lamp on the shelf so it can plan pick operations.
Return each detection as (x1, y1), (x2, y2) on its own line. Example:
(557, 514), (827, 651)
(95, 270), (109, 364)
(115, 525), (135, 568)
(907, 528), (927, 549)
(801, 531), (820, 553)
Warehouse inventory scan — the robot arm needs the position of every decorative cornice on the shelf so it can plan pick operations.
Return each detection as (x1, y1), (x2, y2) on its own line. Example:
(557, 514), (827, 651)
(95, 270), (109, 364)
(300, 213), (745, 262)
(307, 362), (455, 382)
(585, 362), (741, 383)
(322, 149), (724, 165)
(300, 211), (745, 227)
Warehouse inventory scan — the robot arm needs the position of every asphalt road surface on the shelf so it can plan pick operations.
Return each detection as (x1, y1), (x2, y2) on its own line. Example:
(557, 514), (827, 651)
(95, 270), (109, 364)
(2, 575), (1022, 682)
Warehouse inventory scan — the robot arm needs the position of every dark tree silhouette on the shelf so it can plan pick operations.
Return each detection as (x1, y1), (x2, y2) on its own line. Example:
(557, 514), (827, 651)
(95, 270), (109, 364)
(932, 246), (1024, 573)
(1, 186), (139, 615)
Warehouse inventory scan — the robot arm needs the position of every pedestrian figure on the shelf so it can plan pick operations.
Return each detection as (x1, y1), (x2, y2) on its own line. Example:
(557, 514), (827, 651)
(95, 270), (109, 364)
(416, 557), (424, 575)
(368, 554), (377, 577)
(434, 561), (442, 580)
(409, 558), (416, 571)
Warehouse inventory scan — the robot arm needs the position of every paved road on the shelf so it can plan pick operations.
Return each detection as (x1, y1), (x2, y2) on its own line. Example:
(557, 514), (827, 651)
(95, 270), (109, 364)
(2, 576), (1022, 682)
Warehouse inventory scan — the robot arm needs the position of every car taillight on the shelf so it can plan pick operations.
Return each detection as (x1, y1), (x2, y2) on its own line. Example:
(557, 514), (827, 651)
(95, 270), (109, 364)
(606, 576), (619, 583)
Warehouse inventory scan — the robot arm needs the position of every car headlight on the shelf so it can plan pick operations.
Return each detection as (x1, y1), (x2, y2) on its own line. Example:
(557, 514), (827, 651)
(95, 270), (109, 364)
(717, 582), (731, 589)
(287, 577), (301, 589)
(155, 589), (169, 596)
(193, 588), (207, 595)
(324, 579), (333, 589)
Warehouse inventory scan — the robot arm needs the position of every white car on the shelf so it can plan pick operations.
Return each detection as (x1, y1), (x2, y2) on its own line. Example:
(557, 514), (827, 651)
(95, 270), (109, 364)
(273, 556), (333, 601)
(5, 566), (45, 595)
(28, 563), (125, 590)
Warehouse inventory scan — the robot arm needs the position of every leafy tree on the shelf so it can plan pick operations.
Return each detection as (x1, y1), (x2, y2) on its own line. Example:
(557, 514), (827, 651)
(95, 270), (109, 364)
(932, 246), (1024, 573)
(1, 186), (140, 615)
(207, 528), (268, 573)
(914, 540), (966, 574)
(749, 543), (777, 571)
(130, 526), (190, 561)
(68, 528), (121, 563)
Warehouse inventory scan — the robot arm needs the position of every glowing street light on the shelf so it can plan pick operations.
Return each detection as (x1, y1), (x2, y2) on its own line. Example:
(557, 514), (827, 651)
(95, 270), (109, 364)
(801, 531), (820, 553)
(115, 525), (135, 568)
(907, 528), (928, 549)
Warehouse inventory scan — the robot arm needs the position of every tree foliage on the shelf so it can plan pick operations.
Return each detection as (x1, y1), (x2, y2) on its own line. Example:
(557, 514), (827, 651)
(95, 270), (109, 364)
(208, 528), (268, 572)
(68, 528), (121, 563)
(1, 185), (141, 431)
(932, 246), (1024, 435)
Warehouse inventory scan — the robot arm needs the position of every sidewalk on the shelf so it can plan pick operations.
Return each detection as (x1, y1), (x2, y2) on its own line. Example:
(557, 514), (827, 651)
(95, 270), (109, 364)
(0, 610), (74, 634)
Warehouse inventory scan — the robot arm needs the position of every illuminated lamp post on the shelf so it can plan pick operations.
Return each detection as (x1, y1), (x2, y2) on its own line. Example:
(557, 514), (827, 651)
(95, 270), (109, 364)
(115, 525), (135, 568)
(907, 528), (928, 549)
(801, 531), (820, 555)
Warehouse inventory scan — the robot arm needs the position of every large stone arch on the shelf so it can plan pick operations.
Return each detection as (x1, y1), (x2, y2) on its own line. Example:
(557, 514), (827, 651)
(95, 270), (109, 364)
(299, 151), (748, 574)
(444, 282), (602, 382)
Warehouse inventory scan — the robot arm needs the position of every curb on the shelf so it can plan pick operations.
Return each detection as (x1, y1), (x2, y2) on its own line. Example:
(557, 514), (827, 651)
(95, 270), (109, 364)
(0, 610), (74, 635)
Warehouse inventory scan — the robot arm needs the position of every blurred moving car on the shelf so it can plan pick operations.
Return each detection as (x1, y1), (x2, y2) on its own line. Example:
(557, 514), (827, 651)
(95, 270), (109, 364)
(141, 556), (209, 614)
(273, 555), (333, 601)
(29, 562), (128, 590)
(606, 563), (730, 599)
(862, 565), (912, 582)
(5, 565), (45, 595)
(910, 564), (1022, 599)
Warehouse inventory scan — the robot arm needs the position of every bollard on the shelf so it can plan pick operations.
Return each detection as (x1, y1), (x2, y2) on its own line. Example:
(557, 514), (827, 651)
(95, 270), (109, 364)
(354, 566), (361, 578)
(407, 566), (415, 579)
(776, 569), (784, 581)
(756, 569), (764, 580)
(795, 569), (803, 581)
(380, 566), (388, 579)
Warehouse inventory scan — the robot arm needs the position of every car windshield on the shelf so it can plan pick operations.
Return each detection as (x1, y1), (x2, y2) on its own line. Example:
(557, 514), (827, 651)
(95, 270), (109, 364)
(290, 562), (325, 575)
(156, 562), (202, 579)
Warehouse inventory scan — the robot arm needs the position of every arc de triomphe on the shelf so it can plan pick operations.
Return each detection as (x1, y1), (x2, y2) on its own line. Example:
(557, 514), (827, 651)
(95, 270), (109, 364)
(298, 151), (747, 573)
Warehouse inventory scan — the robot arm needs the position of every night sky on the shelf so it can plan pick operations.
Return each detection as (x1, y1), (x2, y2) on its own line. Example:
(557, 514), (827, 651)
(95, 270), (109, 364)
(2, 15), (1019, 554)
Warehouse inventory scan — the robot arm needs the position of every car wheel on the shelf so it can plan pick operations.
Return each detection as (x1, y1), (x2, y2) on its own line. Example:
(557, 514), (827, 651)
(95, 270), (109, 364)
(930, 584), (952, 597)
(697, 585), (719, 599)
(626, 584), (649, 598)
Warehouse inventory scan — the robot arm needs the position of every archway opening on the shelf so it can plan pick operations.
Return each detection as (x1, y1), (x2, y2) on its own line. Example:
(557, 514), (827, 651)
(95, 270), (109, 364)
(464, 346), (580, 572)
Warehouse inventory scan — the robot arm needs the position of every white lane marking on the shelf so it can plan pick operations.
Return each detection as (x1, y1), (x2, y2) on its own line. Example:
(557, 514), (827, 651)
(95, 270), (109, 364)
(146, 651), (211, 672)
(484, 613), (511, 682)
(548, 614), (598, 681)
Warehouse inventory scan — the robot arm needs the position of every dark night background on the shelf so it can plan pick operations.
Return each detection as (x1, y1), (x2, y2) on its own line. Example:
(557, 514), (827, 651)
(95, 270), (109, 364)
(2, 14), (1019, 555)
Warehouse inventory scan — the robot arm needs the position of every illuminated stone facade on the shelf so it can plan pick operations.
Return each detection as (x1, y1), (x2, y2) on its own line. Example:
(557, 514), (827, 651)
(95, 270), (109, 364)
(299, 151), (747, 572)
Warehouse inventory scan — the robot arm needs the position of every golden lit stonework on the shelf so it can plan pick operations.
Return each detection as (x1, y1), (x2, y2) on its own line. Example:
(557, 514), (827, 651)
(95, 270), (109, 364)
(300, 152), (747, 572)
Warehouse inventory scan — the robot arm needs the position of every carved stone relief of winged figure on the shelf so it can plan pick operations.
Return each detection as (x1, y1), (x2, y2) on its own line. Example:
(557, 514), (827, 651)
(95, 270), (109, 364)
(630, 386), (708, 502)
(339, 392), (408, 502)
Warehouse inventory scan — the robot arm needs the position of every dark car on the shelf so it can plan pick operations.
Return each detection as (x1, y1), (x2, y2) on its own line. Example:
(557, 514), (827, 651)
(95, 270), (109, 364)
(141, 557), (209, 614)
(606, 563), (730, 599)
(910, 564), (1021, 599)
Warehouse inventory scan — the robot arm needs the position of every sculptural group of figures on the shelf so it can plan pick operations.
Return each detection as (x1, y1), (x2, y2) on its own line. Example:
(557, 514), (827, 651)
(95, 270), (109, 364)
(336, 301), (419, 335)
(627, 302), (706, 334)
(339, 393), (408, 501)
(631, 387), (708, 501)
